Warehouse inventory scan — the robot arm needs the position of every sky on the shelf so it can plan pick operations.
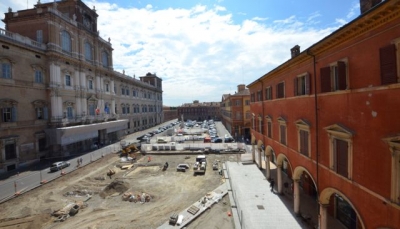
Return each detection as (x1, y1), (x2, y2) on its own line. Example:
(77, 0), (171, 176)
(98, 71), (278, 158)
(1, 0), (361, 106)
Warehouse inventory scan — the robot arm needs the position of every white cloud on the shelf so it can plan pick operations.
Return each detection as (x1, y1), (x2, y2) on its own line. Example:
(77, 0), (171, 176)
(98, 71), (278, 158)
(1, 0), (339, 106)
(347, 2), (360, 19)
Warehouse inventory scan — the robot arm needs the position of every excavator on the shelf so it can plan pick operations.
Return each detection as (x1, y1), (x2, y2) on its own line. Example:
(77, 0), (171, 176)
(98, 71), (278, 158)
(120, 141), (141, 158)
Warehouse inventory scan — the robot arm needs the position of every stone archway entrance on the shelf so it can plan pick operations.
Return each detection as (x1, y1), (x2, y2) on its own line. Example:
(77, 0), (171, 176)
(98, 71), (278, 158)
(292, 167), (319, 227)
(319, 188), (364, 229)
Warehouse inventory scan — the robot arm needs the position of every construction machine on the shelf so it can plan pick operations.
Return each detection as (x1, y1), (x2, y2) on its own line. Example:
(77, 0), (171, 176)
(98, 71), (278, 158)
(120, 141), (141, 158)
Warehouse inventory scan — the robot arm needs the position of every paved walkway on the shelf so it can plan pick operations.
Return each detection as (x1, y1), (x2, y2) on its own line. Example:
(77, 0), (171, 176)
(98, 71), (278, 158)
(225, 161), (303, 229)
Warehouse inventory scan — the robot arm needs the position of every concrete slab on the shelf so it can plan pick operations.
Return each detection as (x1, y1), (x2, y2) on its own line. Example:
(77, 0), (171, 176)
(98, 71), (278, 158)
(157, 182), (228, 229)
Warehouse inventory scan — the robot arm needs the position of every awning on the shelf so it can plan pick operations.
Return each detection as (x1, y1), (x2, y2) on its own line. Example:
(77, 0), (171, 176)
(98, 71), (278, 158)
(45, 119), (128, 145)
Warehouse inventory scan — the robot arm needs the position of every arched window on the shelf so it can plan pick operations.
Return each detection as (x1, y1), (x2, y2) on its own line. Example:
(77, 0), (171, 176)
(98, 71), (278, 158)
(61, 30), (71, 53)
(101, 51), (109, 67)
(84, 41), (92, 61)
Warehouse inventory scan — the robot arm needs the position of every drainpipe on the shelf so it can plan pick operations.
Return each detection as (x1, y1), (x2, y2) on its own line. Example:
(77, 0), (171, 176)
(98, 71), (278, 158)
(258, 79), (266, 171)
(306, 49), (320, 224)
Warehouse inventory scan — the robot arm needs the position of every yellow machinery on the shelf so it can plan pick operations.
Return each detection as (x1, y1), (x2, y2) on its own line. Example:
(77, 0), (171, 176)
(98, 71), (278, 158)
(120, 141), (140, 157)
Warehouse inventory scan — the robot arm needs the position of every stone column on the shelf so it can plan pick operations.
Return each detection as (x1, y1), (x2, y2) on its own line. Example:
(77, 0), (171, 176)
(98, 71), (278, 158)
(75, 97), (81, 116)
(57, 97), (63, 117)
(80, 72), (86, 89)
(294, 179), (300, 215)
(111, 99), (115, 115)
(74, 71), (80, 89)
(319, 203), (328, 229)
(277, 164), (283, 194)
(51, 95), (58, 119)
(265, 155), (271, 180)
(96, 76), (101, 92)
(252, 143), (255, 163)
(111, 80), (115, 94)
(82, 97), (87, 115)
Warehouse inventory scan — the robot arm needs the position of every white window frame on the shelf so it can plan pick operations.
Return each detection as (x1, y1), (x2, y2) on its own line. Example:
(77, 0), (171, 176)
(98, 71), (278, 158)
(330, 58), (349, 91)
(61, 30), (71, 53)
(325, 124), (353, 180)
(65, 75), (71, 87)
(266, 115), (272, 138)
(1, 61), (12, 79)
(295, 119), (311, 157)
(88, 79), (93, 90)
(84, 41), (93, 61)
(36, 30), (43, 43)
(383, 136), (400, 205)
(278, 117), (287, 146)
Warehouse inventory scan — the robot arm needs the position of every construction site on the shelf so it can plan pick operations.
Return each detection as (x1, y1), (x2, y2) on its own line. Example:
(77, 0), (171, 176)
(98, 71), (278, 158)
(0, 151), (236, 229)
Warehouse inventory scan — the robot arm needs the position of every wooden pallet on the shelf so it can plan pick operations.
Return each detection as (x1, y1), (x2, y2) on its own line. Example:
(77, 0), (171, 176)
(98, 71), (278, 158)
(187, 205), (200, 215)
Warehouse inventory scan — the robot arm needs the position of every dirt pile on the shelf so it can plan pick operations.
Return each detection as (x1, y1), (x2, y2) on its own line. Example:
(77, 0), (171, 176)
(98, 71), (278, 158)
(99, 180), (129, 198)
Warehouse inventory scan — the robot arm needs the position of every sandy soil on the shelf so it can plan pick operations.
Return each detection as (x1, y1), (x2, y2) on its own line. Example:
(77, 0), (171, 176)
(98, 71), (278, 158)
(0, 152), (237, 229)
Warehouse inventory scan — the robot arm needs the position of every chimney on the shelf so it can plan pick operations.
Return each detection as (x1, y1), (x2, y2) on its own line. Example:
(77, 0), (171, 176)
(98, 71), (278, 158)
(291, 45), (300, 58)
(360, 0), (383, 14)
(237, 84), (245, 92)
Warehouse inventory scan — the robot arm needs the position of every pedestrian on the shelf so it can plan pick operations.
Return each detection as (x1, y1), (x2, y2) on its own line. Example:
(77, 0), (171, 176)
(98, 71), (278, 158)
(77, 158), (80, 167)
(80, 157), (83, 165)
(270, 179), (275, 193)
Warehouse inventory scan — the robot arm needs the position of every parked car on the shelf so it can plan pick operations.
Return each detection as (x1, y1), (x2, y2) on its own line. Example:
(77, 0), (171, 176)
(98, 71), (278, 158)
(176, 164), (190, 172)
(225, 137), (235, 143)
(212, 138), (223, 143)
(50, 161), (70, 172)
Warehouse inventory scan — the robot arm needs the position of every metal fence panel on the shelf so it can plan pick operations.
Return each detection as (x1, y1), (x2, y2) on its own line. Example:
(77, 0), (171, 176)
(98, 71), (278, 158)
(0, 180), (16, 202)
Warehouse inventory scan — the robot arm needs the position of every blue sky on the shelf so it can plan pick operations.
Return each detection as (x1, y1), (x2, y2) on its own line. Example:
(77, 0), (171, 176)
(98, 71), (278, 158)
(1, 0), (360, 106)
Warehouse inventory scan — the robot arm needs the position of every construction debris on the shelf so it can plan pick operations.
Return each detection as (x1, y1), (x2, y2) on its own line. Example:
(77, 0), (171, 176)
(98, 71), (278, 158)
(121, 192), (152, 203)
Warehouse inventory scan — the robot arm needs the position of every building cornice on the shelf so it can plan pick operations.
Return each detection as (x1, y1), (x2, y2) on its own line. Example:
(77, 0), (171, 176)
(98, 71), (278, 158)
(248, 0), (400, 87)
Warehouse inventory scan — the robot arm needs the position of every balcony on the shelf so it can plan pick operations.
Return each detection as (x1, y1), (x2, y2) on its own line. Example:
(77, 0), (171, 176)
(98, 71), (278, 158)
(0, 28), (46, 50)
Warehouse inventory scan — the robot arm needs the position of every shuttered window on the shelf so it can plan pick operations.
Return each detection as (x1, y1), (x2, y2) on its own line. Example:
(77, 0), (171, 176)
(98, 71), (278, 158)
(280, 125), (286, 145)
(380, 44), (398, 85)
(257, 90), (263, 101)
(320, 62), (348, 92)
(335, 139), (348, 177)
(337, 61), (347, 90)
(294, 73), (311, 96)
(265, 87), (272, 100)
(320, 66), (331, 93)
(267, 121), (272, 138)
(276, 82), (285, 99)
(299, 130), (309, 156)
(5, 143), (17, 160)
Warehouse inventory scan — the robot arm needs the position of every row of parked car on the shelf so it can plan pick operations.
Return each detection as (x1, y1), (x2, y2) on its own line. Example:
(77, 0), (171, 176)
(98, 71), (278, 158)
(137, 121), (181, 142)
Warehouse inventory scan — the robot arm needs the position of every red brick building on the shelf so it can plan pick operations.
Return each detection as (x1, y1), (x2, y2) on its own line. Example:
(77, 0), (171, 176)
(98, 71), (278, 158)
(177, 100), (221, 121)
(163, 105), (178, 122)
(247, 0), (400, 228)
(221, 84), (251, 141)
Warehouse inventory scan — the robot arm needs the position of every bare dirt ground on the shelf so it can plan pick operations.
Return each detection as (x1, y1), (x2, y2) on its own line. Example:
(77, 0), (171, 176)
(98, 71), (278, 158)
(0, 152), (237, 229)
